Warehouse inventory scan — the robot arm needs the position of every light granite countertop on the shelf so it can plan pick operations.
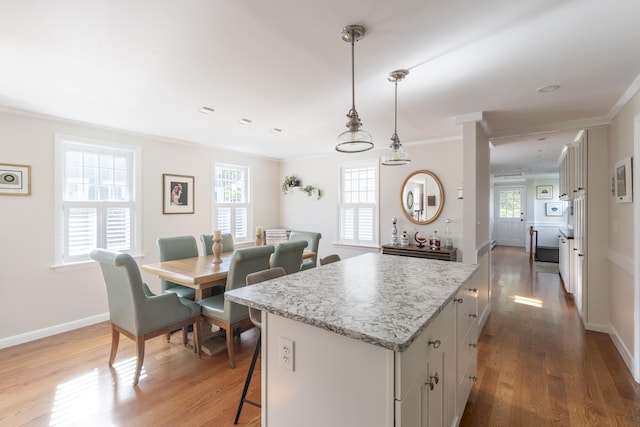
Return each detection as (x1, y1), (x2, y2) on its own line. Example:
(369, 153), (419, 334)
(225, 253), (478, 352)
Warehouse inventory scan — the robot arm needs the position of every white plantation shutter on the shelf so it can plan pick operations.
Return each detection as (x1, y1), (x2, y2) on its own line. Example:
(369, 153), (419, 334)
(338, 162), (378, 246)
(214, 163), (251, 243)
(56, 135), (139, 264)
(66, 205), (98, 257)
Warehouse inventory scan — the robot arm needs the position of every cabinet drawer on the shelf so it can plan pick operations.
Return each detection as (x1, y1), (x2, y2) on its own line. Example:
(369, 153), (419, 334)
(455, 288), (478, 340)
(457, 318), (478, 380)
(457, 355), (478, 416)
(395, 301), (454, 400)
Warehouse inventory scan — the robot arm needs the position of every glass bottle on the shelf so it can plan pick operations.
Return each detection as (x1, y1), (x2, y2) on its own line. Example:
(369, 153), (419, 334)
(430, 230), (440, 250)
(444, 219), (454, 249)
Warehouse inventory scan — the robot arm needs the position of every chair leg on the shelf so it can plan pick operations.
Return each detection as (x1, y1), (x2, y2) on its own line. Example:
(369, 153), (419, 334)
(108, 326), (120, 366)
(234, 334), (261, 424)
(134, 337), (145, 386)
(193, 320), (201, 357)
(225, 326), (236, 368)
(182, 326), (189, 346)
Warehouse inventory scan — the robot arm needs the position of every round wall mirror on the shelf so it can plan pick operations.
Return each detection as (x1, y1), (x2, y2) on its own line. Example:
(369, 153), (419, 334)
(400, 170), (444, 224)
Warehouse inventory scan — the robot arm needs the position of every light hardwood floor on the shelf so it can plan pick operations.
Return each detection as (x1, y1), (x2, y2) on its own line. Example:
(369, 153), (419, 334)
(461, 246), (640, 426)
(1, 246), (639, 426)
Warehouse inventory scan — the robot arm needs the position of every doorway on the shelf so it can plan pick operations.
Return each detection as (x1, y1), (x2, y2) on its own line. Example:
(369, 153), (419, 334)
(494, 186), (526, 247)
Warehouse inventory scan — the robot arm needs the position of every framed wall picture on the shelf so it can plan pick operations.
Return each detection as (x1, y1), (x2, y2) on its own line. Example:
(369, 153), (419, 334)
(536, 185), (553, 199)
(614, 156), (633, 203)
(545, 202), (563, 216)
(163, 174), (194, 214)
(0, 163), (31, 196)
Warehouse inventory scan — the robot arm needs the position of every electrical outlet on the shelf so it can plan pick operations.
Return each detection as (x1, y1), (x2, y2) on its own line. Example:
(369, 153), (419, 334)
(279, 337), (295, 372)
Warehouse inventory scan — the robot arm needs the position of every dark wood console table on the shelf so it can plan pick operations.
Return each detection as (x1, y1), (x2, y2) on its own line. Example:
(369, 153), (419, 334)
(381, 244), (457, 261)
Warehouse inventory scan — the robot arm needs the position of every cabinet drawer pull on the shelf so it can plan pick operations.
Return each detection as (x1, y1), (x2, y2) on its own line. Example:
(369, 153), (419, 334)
(454, 297), (463, 303)
(426, 372), (439, 390)
(428, 339), (441, 349)
(469, 375), (478, 382)
(469, 343), (478, 348)
(469, 313), (477, 319)
(468, 288), (478, 293)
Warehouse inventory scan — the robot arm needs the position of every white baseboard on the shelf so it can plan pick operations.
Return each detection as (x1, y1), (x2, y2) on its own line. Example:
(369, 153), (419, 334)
(0, 313), (109, 350)
(608, 322), (635, 380)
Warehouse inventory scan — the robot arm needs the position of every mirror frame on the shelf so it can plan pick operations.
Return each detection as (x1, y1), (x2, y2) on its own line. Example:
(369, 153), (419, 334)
(400, 170), (444, 224)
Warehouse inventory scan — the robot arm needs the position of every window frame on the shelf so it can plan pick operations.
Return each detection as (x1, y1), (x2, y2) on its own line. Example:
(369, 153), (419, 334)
(54, 134), (141, 267)
(213, 162), (252, 244)
(337, 160), (379, 247)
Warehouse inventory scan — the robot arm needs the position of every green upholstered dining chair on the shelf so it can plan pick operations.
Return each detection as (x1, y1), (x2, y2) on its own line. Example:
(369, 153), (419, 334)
(156, 236), (199, 300)
(234, 266), (286, 424)
(270, 240), (308, 274)
(289, 230), (321, 270)
(200, 233), (235, 255)
(320, 254), (341, 266)
(90, 249), (201, 386)
(197, 245), (275, 368)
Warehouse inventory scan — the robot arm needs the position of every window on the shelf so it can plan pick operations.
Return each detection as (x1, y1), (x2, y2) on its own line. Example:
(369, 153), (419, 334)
(498, 189), (522, 218)
(338, 161), (378, 246)
(214, 163), (251, 243)
(55, 135), (140, 265)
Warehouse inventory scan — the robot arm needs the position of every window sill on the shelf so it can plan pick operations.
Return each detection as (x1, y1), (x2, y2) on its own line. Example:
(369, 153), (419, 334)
(332, 242), (380, 251)
(51, 253), (145, 272)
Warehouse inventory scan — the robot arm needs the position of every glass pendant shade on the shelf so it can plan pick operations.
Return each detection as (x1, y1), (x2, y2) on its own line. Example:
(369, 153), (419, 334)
(381, 135), (411, 165)
(336, 25), (374, 153)
(381, 69), (410, 166)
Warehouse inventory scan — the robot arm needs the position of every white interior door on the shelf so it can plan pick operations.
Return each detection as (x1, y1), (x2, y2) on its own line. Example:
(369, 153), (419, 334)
(494, 186), (526, 247)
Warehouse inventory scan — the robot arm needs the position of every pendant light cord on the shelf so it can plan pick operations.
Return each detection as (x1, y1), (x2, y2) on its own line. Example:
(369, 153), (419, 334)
(350, 36), (356, 112)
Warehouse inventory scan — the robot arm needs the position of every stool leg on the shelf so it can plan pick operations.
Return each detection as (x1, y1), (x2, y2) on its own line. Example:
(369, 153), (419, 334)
(234, 334), (261, 424)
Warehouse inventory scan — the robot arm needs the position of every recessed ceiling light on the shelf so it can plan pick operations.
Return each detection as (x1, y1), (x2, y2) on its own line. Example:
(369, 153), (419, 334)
(271, 128), (283, 134)
(238, 118), (252, 125)
(198, 106), (215, 114)
(537, 84), (560, 93)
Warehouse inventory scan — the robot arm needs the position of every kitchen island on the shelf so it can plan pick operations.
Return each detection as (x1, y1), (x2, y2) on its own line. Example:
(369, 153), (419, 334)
(226, 253), (480, 427)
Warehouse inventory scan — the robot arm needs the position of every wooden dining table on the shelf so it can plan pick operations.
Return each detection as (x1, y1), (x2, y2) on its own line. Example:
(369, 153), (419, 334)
(142, 249), (316, 355)
(141, 250), (317, 301)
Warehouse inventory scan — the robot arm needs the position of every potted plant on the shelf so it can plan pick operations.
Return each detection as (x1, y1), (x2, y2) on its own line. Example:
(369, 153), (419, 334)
(282, 175), (298, 194)
(301, 185), (316, 196)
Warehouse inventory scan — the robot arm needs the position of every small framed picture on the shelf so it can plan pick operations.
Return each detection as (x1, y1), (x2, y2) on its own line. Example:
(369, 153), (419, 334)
(615, 156), (633, 203)
(0, 163), (31, 196)
(536, 185), (553, 199)
(163, 174), (194, 214)
(545, 202), (563, 216)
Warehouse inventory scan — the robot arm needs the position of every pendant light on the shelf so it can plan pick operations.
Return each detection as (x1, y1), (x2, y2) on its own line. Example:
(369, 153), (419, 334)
(336, 25), (374, 153)
(381, 69), (411, 166)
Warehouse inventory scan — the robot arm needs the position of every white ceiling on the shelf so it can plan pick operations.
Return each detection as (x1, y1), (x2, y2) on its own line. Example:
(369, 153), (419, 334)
(1, 0), (639, 176)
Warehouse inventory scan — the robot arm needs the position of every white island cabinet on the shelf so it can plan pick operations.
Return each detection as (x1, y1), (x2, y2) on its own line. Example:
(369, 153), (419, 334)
(226, 253), (479, 427)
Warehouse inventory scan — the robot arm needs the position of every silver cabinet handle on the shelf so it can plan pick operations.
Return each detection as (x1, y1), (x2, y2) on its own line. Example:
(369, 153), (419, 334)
(454, 297), (463, 303)
(428, 339), (441, 349)
(469, 375), (478, 382)
(469, 313), (477, 319)
(468, 288), (478, 293)
(426, 372), (439, 390)
(469, 343), (478, 348)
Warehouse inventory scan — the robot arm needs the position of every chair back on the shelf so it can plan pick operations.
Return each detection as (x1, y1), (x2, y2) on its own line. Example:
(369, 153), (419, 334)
(289, 230), (321, 270)
(200, 233), (235, 255)
(224, 245), (275, 320)
(156, 236), (199, 292)
(246, 267), (286, 328)
(270, 240), (308, 274)
(320, 254), (341, 266)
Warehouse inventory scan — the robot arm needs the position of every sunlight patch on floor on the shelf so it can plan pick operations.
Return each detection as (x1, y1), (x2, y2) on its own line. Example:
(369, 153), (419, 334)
(513, 295), (543, 308)
(49, 358), (144, 426)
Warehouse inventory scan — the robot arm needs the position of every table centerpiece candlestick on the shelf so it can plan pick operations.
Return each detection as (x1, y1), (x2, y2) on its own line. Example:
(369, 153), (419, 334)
(255, 226), (264, 246)
(212, 229), (223, 264)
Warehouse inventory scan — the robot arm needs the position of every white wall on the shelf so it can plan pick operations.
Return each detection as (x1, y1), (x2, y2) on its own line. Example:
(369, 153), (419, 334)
(279, 139), (464, 261)
(0, 110), (281, 346)
(607, 90), (640, 376)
